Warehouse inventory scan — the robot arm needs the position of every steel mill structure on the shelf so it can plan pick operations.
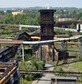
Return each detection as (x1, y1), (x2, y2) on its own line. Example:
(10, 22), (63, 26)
(0, 62), (20, 84)
(0, 9), (82, 84)
(38, 9), (56, 61)
(39, 9), (55, 40)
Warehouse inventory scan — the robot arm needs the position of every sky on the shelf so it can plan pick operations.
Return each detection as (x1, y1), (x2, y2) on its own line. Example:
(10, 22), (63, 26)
(0, 0), (82, 8)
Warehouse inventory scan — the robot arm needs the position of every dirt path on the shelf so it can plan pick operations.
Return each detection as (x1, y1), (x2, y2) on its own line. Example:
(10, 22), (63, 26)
(32, 64), (55, 84)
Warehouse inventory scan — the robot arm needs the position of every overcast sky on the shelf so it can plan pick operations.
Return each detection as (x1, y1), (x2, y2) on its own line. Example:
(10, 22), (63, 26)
(0, 0), (82, 8)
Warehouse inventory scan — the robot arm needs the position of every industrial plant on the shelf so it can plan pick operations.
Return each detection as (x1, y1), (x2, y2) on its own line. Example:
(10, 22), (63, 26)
(0, 7), (82, 84)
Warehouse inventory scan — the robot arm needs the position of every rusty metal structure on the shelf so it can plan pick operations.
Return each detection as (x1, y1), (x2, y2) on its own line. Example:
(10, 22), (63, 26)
(55, 20), (82, 27)
(0, 62), (20, 84)
(38, 9), (56, 61)
(39, 9), (55, 40)
(0, 31), (32, 62)
(0, 9), (82, 84)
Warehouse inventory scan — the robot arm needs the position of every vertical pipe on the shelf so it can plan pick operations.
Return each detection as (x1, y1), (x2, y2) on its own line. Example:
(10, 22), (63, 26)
(60, 41), (67, 63)
(10, 74), (14, 84)
(52, 45), (55, 61)
(19, 26), (22, 30)
(0, 44), (1, 48)
(39, 45), (42, 60)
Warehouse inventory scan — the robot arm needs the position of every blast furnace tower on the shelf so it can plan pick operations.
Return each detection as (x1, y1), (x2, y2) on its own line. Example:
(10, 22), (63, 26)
(39, 9), (55, 41)
(39, 9), (56, 61)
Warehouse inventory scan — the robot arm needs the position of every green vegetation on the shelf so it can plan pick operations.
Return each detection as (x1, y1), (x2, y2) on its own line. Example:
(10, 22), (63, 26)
(54, 66), (67, 76)
(19, 55), (45, 82)
(53, 42), (82, 83)
(0, 8), (82, 27)
(54, 61), (82, 83)
(55, 30), (73, 36)
(54, 61), (82, 72)
(20, 77), (32, 84)
(55, 8), (82, 20)
(0, 8), (82, 84)
(0, 11), (40, 25)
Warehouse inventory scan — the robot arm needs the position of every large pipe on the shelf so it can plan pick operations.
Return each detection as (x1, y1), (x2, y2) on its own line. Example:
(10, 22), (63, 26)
(23, 35), (82, 44)
(0, 35), (81, 44)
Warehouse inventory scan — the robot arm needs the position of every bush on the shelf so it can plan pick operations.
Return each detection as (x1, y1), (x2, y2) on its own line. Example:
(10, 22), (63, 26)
(79, 56), (82, 61)
(54, 66), (66, 76)
(19, 56), (45, 81)
(24, 54), (33, 61)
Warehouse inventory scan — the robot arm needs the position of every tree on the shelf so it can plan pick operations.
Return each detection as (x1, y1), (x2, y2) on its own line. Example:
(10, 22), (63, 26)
(69, 23), (76, 29)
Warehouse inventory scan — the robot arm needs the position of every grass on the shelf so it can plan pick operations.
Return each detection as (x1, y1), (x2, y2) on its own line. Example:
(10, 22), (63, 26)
(52, 43), (82, 83)
(54, 42), (80, 59)
(53, 61), (82, 83)
(70, 61), (82, 71)
(20, 77), (32, 84)
(54, 61), (82, 72)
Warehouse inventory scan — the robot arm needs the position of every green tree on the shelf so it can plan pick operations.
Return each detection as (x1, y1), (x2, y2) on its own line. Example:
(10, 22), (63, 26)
(69, 23), (75, 29)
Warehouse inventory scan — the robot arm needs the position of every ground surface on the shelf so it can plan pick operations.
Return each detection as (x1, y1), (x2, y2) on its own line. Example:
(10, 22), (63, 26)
(32, 64), (55, 84)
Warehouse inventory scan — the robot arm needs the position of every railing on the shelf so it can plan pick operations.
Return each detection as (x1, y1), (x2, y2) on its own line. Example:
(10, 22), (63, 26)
(20, 70), (82, 74)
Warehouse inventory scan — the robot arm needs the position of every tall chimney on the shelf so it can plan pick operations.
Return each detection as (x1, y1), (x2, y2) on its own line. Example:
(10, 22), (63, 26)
(39, 9), (56, 61)
(39, 9), (56, 41)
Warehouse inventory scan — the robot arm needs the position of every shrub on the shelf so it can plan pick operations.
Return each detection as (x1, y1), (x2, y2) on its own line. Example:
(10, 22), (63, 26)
(19, 56), (45, 80)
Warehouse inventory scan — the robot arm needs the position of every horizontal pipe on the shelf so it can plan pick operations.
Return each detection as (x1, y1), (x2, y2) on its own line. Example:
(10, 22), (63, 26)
(20, 70), (82, 74)
(0, 35), (81, 44)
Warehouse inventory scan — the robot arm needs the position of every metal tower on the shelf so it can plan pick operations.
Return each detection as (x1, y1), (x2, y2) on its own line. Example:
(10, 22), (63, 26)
(39, 9), (55, 41)
(39, 9), (56, 61)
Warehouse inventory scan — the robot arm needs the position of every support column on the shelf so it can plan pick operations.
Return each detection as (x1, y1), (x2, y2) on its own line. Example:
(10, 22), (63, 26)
(19, 26), (22, 30)
(60, 41), (67, 51)
(78, 38), (82, 60)
(60, 41), (68, 63)
(10, 74), (14, 84)
(39, 45), (42, 61)
(0, 44), (1, 48)
(21, 44), (24, 61)
(52, 45), (55, 61)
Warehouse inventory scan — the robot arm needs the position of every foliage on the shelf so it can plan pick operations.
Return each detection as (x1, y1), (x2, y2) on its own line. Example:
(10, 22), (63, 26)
(55, 30), (73, 36)
(55, 8), (82, 20)
(20, 76), (32, 84)
(24, 54), (34, 61)
(78, 32), (82, 35)
(66, 31), (72, 36)
(69, 23), (76, 29)
(0, 8), (82, 25)
(54, 66), (66, 76)
(19, 55), (45, 81)
(79, 74), (82, 81)
(0, 11), (40, 25)
(79, 56), (82, 61)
